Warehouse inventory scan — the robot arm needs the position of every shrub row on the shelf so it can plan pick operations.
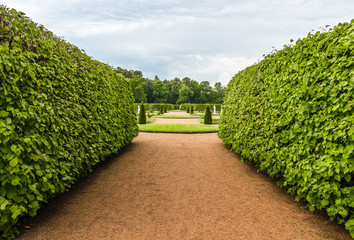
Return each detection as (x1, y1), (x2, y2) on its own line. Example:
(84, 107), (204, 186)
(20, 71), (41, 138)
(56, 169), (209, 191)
(0, 7), (138, 238)
(219, 20), (354, 237)
(133, 103), (174, 112)
(179, 104), (222, 112)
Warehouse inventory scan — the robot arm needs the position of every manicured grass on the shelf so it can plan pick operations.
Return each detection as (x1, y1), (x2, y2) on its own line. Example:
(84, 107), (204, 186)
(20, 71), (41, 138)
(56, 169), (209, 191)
(146, 118), (155, 123)
(154, 115), (200, 119)
(138, 124), (219, 133)
(137, 118), (155, 123)
(198, 118), (221, 124)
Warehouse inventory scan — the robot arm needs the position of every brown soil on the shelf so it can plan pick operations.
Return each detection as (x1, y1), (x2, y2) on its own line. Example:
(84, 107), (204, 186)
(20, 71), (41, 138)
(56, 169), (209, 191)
(17, 133), (350, 240)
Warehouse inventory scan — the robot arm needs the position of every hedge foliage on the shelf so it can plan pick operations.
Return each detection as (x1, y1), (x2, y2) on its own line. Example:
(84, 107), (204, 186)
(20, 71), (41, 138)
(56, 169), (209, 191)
(180, 104), (222, 112)
(219, 20), (354, 237)
(0, 7), (138, 238)
(133, 103), (174, 112)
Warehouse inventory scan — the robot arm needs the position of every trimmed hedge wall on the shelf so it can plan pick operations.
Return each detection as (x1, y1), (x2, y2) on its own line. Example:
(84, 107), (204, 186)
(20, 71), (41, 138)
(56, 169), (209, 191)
(0, 7), (138, 238)
(134, 103), (174, 112)
(219, 20), (354, 237)
(180, 104), (222, 112)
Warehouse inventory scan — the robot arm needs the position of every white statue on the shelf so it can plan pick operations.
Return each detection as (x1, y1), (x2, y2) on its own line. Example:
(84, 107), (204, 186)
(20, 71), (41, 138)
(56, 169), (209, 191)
(213, 105), (216, 114)
(137, 105), (140, 114)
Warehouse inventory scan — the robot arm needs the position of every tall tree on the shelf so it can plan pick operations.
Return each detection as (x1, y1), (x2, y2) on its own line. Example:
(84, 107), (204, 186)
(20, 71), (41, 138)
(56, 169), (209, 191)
(145, 78), (154, 103)
(177, 83), (193, 104)
(199, 81), (212, 103)
(130, 75), (147, 103)
(116, 67), (143, 78)
(169, 77), (181, 104)
(214, 82), (226, 103)
(153, 80), (167, 103)
(189, 79), (200, 103)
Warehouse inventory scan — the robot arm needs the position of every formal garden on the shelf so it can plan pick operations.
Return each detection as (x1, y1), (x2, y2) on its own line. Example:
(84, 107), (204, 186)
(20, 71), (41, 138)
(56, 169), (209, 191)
(136, 103), (220, 133)
(0, 5), (353, 240)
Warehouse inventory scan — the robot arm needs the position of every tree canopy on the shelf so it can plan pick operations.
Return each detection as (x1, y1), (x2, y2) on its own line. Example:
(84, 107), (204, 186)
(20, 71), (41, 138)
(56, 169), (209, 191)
(116, 68), (226, 104)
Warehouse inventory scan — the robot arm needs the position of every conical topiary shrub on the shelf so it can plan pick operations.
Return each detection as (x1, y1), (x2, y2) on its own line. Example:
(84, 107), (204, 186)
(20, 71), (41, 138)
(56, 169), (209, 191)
(139, 102), (146, 124)
(190, 105), (194, 114)
(159, 105), (164, 114)
(164, 105), (167, 113)
(204, 105), (212, 124)
(186, 105), (190, 113)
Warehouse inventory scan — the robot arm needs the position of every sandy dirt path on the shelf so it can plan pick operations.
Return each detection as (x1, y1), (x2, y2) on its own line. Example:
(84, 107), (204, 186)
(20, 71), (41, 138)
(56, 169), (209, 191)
(152, 111), (200, 124)
(163, 111), (190, 116)
(17, 133), (350, 240)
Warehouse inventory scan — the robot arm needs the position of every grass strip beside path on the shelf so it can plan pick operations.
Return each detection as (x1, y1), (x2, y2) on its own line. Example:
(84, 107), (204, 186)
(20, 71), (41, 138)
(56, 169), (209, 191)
(198, 118), (221, 124)
(136, 118), (155, 123)
(146, 118), (155, 123)
(138, 124), (219, 133)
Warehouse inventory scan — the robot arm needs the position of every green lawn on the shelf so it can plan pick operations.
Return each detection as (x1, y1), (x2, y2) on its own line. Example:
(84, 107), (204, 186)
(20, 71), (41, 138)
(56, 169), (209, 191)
(198, 118), (221, 124)
(136, 118), (155, 123)
(138, 124), (219, 133)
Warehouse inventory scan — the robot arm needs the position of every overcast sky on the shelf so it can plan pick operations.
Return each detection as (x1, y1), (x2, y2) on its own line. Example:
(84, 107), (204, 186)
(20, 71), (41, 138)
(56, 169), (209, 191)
(2, 0), (353, 86)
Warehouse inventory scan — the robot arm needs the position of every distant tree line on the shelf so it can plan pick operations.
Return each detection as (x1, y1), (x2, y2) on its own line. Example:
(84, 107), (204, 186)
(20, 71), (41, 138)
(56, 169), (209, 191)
(116, 67), (226, 104)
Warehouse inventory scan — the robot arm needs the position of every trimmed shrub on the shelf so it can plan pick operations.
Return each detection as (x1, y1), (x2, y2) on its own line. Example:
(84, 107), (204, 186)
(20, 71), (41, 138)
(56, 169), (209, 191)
(0, 7), (138, 238)
(219, 20), (354, 237)
(133, 103), (174, 112)
(204, 106), (212, 124)
(186, 105), (190, 113)
(190, 106), (194, 114)
(163, 105), (167, 113)
(138, 102), (147, 124)
(180, 104), (222, 112)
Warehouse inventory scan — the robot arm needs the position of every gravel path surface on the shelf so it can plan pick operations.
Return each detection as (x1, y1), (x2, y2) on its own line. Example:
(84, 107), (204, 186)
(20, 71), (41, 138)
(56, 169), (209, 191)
(17, 133), (350, 240)
(163, 111), (190, 116)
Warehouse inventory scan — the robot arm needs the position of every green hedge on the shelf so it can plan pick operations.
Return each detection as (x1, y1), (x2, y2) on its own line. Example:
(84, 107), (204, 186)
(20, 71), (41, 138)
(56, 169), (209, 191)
(0, 7), (138, 238)
(133, 103), (174, 112)
(219, 20), (354, 237)
(179, 104), (222, 112)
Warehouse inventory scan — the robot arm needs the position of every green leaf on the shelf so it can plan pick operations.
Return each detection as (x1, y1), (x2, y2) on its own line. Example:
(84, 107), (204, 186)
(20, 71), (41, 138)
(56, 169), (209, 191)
(3, 136), (10, 143)
(345, 219), (354, 238)
(10, 144), (17, 152)
(1, 214), (8, 224)
(0, 201), (9, 210)
(9, 158), (18, 167)
(11, 177), (20, 186)
(11, 209), (22, 219)
(29, 184), (37, 191)
(320, 199), (329, 207)
(0, 110), (9, 117)
(36, 194), (43, 201)
(344, 174), (351, 183)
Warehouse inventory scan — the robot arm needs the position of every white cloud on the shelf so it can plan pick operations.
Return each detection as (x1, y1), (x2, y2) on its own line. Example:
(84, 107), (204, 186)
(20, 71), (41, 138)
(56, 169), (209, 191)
(217, 72), (231, 85)
(59, 18), (173, 37)
(2, 0), (353, 86)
